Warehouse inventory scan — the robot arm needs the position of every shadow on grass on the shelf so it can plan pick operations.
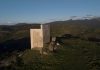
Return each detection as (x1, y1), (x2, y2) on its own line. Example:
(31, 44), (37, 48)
(0, 37), (30, 56)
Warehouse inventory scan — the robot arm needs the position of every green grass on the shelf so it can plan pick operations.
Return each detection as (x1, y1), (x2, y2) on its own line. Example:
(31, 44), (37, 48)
(15, 39), (100, 70)
(1, 39), (100, 70)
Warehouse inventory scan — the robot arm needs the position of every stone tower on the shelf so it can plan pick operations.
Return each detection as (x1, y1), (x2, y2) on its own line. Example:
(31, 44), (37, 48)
(30, 24), (50, 49)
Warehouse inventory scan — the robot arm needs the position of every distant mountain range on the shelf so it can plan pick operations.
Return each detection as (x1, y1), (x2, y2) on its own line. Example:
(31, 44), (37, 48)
(0, 18), (100, 42)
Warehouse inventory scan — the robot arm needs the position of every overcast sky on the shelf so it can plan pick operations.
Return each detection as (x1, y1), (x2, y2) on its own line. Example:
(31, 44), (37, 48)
(0, 0), (100, 24)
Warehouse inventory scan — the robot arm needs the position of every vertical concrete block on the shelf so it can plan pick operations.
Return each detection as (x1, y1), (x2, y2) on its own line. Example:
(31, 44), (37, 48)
(30, 24), (50, 49)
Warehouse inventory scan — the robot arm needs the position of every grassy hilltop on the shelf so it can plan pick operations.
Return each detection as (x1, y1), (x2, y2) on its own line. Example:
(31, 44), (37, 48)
(0, 18), (100, 70)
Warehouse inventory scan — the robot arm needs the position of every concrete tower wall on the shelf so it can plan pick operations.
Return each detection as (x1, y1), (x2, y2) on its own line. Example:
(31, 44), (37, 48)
(42, 24), (50, 44)
(30, 24), (50, 49)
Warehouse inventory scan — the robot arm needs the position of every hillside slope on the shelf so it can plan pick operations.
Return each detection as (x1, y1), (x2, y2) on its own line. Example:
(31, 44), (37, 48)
(0, 18), (100, 54)
(0, 18), (100, 70)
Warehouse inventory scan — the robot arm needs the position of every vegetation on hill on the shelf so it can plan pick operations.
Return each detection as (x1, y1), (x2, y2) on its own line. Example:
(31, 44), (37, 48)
(0, 18), (100, 70)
